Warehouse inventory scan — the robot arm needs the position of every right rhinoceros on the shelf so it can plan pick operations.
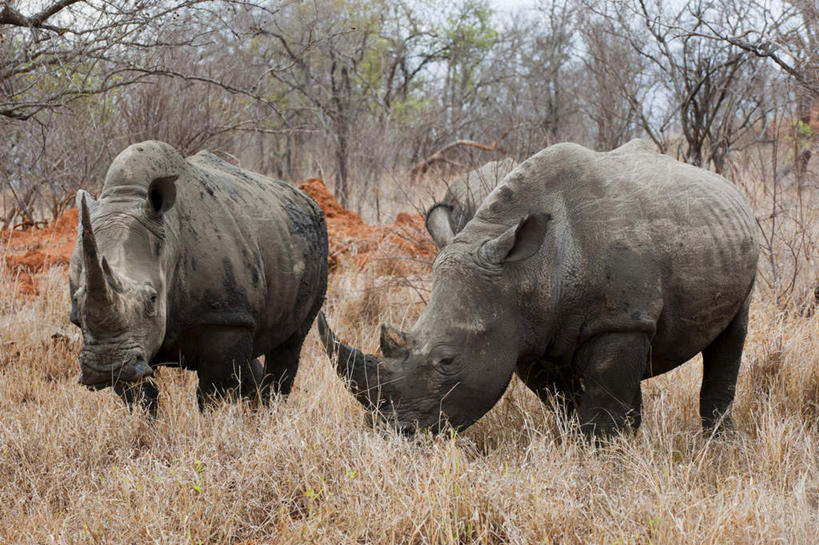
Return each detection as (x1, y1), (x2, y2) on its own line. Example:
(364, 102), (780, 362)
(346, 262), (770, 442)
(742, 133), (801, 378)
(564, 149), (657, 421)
(320, 140), (759, 438)
(425, 158), (517, 248)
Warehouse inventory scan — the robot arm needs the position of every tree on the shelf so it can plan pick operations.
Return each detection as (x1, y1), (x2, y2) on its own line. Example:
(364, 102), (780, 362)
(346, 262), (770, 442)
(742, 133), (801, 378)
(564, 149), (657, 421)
(577, 9), (644, 150)
(249, 0), (404, 206)
(0, 0), (288, 227)
(691, 0), (817, 179)
(592, 0), (772, 173)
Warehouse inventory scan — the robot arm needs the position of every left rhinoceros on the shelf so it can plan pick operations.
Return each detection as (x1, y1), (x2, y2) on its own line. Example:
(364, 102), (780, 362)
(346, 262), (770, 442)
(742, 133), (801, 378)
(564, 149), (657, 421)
(69, 140), (328, 413)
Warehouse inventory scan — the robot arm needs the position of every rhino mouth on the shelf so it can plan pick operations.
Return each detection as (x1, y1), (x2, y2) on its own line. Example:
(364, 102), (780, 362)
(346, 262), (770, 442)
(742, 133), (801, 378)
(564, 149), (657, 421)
(78, 357), (153, 390)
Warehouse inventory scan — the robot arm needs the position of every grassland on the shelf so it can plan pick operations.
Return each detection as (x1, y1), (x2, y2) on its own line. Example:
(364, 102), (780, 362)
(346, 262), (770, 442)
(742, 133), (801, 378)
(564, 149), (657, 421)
(1, 183), (818, 544)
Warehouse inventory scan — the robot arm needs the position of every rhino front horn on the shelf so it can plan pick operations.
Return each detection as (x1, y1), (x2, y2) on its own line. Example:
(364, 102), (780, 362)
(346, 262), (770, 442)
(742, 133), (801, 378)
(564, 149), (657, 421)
(79, 193), (109, 302)
(316, 311), (383, 410)
(316, 311), (338, 360)
(317, 311), (368, 377)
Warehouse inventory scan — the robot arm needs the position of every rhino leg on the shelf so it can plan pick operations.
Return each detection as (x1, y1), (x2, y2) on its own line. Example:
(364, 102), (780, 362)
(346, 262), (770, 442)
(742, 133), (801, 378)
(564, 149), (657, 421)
(259, 328), (308, 403)
(700, 294), (750, 432)
(573, 332), (649, 438)
(114, 375), (159, 417)
(515, 359), (582, 419)
(627, 386), (643, 430)
(197, 358), (263, 410)
(193, 327), (262, 410)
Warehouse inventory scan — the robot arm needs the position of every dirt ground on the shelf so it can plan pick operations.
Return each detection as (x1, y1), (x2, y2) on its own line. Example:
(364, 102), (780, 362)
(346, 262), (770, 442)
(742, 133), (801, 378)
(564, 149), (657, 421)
(1, 208), (77, 295)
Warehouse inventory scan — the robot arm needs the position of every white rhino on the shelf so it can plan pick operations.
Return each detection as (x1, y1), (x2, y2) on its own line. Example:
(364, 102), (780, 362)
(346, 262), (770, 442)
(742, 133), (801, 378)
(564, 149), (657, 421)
(70, 141), (328, 412)
(321, 140), (758, 437)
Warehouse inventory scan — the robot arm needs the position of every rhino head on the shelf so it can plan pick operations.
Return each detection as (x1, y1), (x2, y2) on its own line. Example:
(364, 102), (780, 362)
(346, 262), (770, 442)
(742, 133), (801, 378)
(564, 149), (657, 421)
(319, 212), (551, 433)
(69, 174), (178, 390)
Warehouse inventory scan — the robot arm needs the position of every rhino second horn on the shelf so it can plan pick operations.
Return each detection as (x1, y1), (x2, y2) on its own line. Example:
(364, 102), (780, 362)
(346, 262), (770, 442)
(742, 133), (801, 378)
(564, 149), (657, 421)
(379, 323), (410, 359)
(80, 193), (109, 302)
(101, 256), (125, 293)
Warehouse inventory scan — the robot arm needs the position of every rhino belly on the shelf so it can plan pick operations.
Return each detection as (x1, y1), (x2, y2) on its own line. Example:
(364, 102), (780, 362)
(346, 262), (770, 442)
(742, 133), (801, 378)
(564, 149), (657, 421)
(646, 188), (756, 377)
(646, 267), (754, 378)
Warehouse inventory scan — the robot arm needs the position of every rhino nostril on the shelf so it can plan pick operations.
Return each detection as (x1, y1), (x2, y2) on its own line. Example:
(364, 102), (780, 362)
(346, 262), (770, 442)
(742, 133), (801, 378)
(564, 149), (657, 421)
(132, 358), (153, 378)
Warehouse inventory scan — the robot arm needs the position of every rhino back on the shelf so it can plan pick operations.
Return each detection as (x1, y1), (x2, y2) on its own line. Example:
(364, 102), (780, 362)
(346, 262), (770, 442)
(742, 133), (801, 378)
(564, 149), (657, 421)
(468, 142), (758, 370)
(166, 151), (327, 354)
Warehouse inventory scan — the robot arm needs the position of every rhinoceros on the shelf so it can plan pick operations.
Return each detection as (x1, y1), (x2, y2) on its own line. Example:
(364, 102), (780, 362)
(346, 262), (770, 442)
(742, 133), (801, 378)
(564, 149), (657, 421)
(70, 140), (328, 413)
(426, 158), (517, 248)
(319, 140), (758, 437)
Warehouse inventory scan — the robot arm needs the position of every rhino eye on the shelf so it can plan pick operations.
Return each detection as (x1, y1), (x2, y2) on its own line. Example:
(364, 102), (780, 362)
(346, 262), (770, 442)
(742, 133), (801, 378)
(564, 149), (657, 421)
(145, 289), (158, 315)
(435, 357), (458, 376)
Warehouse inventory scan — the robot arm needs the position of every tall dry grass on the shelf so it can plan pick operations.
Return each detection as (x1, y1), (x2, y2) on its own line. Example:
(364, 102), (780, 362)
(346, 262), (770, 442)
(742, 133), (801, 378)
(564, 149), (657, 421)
(1, 255), (817, 544)
(1, 161), (818, 544)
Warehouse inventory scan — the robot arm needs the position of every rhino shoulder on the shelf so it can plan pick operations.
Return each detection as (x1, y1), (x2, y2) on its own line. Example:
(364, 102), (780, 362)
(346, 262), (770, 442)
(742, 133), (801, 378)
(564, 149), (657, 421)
(524, 142), (595, 169)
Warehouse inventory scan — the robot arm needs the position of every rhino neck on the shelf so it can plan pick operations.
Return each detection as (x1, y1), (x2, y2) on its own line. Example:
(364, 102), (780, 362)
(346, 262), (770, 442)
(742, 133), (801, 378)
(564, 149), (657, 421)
(458, 196), (570, 362)
(525, 206), (576, 361)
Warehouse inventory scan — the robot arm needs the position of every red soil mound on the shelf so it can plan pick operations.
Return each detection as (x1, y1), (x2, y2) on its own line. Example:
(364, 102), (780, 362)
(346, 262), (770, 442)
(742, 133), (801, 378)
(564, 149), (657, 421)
(298, 178), (436, 272)
(0, 179), (436, 296)
(1, 209), (77, 295)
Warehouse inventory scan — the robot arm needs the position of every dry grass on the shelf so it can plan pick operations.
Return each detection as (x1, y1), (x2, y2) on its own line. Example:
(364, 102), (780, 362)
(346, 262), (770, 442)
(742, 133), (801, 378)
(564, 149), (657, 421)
(2, 200), (818, 544)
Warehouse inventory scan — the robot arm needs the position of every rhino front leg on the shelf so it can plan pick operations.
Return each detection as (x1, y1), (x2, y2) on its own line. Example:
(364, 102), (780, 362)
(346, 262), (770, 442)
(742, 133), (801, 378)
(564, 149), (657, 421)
(573, 332), (649, 438)
(515, 359), (582, 419)
(700, 294), (750, 432)
(192, 327), (261, 410)
(114, 374), (159, 417)
(259, 327), (309, 403)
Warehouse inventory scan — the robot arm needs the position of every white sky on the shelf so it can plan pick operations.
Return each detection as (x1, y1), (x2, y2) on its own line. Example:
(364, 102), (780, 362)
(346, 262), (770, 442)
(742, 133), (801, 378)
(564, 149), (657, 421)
(490, 0), (539, 13)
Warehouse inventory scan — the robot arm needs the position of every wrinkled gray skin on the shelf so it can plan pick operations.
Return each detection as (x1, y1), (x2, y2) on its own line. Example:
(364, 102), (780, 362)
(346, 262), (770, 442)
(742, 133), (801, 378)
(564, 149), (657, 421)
(426, 158), (517, 248)
(70, 141), (328, 413)
(319, 140), (758, 437)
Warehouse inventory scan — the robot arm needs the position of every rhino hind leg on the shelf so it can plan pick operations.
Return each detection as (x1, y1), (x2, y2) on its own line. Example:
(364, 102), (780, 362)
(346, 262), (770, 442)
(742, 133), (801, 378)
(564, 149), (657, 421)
(114, 374), (159, 417)
(573, 332), (649, 438)
(700, 294), (751, 432)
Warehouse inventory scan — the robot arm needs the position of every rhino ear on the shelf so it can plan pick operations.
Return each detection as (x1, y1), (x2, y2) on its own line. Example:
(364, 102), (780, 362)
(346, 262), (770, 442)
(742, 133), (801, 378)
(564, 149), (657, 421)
(426, 204), (456, 248)
(480, 212), (550, 264)
(146, 175), (178, 216)
(380, 323), (411, 359)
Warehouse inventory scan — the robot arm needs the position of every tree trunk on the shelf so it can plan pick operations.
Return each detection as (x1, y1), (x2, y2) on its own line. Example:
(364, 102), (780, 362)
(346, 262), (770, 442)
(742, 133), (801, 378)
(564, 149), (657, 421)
(335, 119), (350, 208)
